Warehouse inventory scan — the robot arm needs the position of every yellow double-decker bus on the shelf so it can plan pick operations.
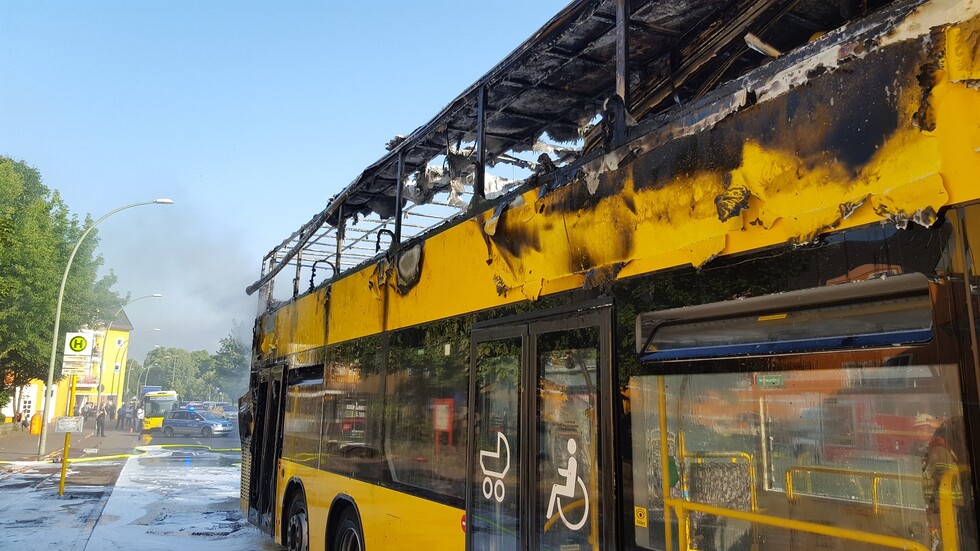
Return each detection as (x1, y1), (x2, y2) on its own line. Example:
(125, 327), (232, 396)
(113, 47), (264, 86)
(241, 1), (980, 550)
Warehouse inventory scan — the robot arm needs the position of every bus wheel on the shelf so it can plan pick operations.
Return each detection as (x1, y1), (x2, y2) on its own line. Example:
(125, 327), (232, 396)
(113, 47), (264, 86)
(334, 508), (363, 551)
(285, 491), (309, 551)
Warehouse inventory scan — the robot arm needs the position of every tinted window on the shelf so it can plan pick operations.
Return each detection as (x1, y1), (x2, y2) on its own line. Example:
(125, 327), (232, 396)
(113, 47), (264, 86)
(385, 320), (469, 505)
(320, 336), (384, 481)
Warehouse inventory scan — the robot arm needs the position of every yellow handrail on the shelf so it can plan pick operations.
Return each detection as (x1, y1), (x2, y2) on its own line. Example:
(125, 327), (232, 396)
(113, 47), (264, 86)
(666, 497), (930, 551)
(658, 376), (675, 551)
(938, 465), (969, 551)
(786, 465), (920, 512)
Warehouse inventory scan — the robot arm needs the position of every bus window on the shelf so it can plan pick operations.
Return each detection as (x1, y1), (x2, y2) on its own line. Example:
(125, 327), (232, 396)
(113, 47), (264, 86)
(535, 326), (603, 550)
(384, 324), (469, 503)
(281, 367), (323, 470)
(320, 336), (385, 482)
(630, 278), (978, 551)
(470, 335), (522, 551)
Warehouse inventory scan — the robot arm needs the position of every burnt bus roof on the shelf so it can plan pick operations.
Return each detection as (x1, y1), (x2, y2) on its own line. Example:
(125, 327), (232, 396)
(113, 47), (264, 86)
(248, 0), (899, 297)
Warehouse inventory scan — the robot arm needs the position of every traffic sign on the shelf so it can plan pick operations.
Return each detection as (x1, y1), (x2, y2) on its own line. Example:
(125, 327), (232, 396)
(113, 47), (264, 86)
(61, 358), (89, 375)
(55, 416), (84, 433)
(63, 331), (94, 356)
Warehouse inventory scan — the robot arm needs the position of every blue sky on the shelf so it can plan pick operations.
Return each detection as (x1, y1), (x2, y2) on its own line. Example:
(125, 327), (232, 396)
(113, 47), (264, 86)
(1, 1), (569, 360)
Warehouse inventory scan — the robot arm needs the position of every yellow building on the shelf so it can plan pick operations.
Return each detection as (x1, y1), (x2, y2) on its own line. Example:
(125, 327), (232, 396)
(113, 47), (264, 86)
(51, 313), (133, 418)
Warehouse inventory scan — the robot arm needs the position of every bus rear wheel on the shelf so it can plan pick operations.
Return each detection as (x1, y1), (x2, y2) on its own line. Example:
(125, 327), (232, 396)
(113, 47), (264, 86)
(333, 508), (363, 551)
(285, 491), (309, 551)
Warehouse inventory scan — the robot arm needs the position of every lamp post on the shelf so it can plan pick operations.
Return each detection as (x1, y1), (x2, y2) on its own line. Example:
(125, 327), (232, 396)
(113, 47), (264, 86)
(140, 355), (171, 391)
(38, 198), (174, 457)
(96, 294), (162, 409)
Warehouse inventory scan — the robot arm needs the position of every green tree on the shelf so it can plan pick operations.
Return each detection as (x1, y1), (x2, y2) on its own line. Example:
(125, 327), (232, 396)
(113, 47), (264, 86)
(211, 330), (250, 401)
(0, 156), (124, 407)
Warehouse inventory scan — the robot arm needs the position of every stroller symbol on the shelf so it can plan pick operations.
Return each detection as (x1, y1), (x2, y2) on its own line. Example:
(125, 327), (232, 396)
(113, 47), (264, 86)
(479, 431), (511, 503)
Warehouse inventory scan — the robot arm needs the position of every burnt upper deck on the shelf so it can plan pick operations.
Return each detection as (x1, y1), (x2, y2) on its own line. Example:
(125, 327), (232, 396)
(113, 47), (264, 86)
(249, 0), (904, 299)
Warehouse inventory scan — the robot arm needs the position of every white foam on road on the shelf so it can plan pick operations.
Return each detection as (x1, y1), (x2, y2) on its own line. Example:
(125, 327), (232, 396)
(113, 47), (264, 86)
(0, 448), (279, 550)
(86, 448), (279, 550)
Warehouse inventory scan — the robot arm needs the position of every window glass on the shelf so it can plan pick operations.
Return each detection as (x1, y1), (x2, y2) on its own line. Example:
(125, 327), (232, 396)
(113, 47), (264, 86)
(628, 349), (977, 551)
(470, 337), (522, 551)
(535, 327), (602, 550)
(282, 366), (323, 469)
(320, 337), (384, 482)
(385, 321), (469, 504)
(641, 294), (932, 360)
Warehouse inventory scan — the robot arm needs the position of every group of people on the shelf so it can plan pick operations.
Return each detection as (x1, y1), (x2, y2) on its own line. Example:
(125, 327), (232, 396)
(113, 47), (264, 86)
(80, 401), (143, 437)
(12, 409), (31, 430)
(114, 403), (143, 431)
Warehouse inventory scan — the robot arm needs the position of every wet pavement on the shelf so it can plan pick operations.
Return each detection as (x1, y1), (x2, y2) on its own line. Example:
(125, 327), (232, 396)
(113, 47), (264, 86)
(0, 423), (279, 550)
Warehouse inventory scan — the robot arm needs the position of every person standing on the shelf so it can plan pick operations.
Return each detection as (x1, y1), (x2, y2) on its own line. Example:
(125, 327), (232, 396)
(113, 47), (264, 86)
(135, 405), (144, 434)
(116, 405), (125, 430)
(95, 403), (107, 437)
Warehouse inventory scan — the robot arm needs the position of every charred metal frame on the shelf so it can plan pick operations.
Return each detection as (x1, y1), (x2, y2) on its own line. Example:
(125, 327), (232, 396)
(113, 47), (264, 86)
(248, 0), (911, 301)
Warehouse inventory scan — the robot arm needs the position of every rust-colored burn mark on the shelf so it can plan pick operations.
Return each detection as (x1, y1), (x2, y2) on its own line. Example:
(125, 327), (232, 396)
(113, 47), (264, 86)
(583, 262), (625, 290)
(839, 195), (869, 220)
(493, 274), (509, 297)
(488, 204), (544, 259)
(393, 243), (424, 295)
(633, 130), (743, 193)
(715, 183), (752, 222)
(913, 30), (945, 132)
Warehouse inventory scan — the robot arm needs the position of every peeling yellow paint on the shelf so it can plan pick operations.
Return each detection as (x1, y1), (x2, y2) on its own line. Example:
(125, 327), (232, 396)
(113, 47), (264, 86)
(870, 174), (948, 227)
(946, 18), (980, 82)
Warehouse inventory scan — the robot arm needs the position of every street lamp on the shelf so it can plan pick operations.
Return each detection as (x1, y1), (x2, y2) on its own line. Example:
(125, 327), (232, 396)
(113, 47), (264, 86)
(96, 294), (162, 408)
(38, 198), (174, 457)
(140, 355), (172, 391)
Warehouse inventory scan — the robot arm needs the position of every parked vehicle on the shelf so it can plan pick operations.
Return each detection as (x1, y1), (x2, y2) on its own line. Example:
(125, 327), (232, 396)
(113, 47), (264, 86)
(161, 409), (232, 438)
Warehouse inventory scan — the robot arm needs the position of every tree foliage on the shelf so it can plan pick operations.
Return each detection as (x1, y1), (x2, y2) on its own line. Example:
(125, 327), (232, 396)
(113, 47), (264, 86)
(0, 156), (124, 408)
(133, 328), (250, 402)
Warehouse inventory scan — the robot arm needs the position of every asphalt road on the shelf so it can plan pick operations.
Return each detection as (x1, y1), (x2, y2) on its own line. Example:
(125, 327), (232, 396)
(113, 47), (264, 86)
(0, 418), (279, 550)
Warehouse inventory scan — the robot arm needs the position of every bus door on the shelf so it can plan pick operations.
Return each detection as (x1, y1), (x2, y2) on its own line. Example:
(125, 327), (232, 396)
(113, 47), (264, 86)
(468, 303), (614, 551)
(249, 365), (286, 535)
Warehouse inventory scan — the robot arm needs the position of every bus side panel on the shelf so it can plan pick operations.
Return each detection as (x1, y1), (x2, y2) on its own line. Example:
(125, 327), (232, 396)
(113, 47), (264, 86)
(328, 267), (385, 345)
(278, 458), (465, 550)
(258, 288), (328, 359)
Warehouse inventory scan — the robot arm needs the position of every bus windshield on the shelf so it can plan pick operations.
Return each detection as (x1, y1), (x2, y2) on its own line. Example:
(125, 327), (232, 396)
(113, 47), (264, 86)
(144, 393), (179, 416)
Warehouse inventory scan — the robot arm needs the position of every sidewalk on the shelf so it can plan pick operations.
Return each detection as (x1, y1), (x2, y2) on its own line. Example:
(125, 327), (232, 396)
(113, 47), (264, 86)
(0, 420), (141, 463)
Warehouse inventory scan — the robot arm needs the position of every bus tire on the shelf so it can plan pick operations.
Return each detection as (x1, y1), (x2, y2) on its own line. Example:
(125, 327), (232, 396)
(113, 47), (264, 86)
(285, 490), (309, 551)
(333, 508), (363, 551)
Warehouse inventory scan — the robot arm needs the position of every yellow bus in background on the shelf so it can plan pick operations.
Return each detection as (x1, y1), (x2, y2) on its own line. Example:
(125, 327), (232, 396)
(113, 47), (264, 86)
(141, 390), (178, 433)
(241, 0), (980, 550)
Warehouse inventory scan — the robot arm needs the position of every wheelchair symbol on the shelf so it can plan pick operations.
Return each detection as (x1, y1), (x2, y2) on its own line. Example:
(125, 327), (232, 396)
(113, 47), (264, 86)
(546, 438), (589, 531)
(479, 431), (511, 503)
